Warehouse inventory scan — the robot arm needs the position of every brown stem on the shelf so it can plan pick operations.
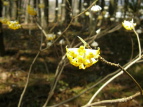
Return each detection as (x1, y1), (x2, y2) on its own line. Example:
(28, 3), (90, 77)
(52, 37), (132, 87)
(86, 92), (141, 106)
(18, 50), (41, 107)
(99, 56), (143, 96)
(43, 56), (66, 107)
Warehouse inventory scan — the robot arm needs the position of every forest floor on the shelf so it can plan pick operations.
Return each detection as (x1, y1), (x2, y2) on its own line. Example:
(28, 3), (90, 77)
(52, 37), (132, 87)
(0, 25), (143, 107)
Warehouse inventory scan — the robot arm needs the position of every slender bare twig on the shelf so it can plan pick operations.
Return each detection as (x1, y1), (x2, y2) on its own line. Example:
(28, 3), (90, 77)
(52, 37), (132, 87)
(36, 22), (47, 37)
(18, 18), (44, 107)
(18, 50), (41, 107)
(133, 27), (142, 57)
(83, 55), (142, 107)
(100, 56), (142, 96)
(129, 34), (134, 61)
(47, 71), (119, 107)
(41, 18), (74, 51)
(74, 0), (98, 19)
(74, 24), (121, 48)
(49, 23), (57, 33)
(43, 55), (66, 107)
(137, 59), (143, 63)
(85, 92), (141, 107)
(66, 0), (73, 13)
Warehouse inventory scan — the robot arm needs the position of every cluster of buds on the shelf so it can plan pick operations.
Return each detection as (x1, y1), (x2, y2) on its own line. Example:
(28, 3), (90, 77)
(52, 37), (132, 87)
(45, 33), (56, 41)
(0, 18), (9, 24)
(27, 5), (37, 16)
(3, 1), (9, 6)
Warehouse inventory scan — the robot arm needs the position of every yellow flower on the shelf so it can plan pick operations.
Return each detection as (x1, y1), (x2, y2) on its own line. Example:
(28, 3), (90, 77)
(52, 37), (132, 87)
(7, 21), (21, 30)
(45, 33), (56, 41)
(3, 1), (9, 6)
(0, 18), (9, 24)
(27, 5), (37, 16)
(122, 19), (136, 30)
(38, 3), (45, 8)
(97, 15), (103, 20)
(85, 12), (90, 16)
(66, 46), (100, 69)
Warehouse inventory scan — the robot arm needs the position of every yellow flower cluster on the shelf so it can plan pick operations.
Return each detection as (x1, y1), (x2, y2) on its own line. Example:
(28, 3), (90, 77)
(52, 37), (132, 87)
(0, 18), (9, 24)
(27, 5), (37, 16)
(3, 1), (9, 6)
(0, 18), (21, 30)
(85, 12), (90, 16)
(66, 46), (100, 69)
(122, 19), (136, 30)
(38, 3), (45, 8)
(46, 33), (56, 41)
(7, 21), (21, 30)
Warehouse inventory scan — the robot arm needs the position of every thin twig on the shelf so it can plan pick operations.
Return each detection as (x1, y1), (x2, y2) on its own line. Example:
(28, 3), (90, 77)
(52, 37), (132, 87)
(133, 28), (142, 58)
(85, 92), (141, 107)
(66, 0), (73, 14)
(74, 24), (121, 48)
(85, 56), (142, 105)
(18, 50), (41, 107)
(47, 71), (119, 107)
(83, 55), (142, 106)
(84, 70), (123, 106)
(36, 22), (47, 37)
(41, 18), (74, 51)
(18, 18), (44, 107)
(129, 34), (134, 61)
(118, 65), (142, 95)
(43, 55), (66, 107)
(100, 57), (142, 96)
(74, 0), (98, 19)
(49, 23), (57, 33)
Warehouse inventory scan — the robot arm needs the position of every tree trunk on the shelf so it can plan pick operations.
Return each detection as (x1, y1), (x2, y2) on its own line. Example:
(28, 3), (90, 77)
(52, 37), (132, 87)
(109, 0), (117, 16)
(72, 0), (79, 23)
(44, 0), (49, 24)
(10, 0), (17, 20)
(29, 0), (34, 23)
(24, 0), (30, 24)
(0, 0), (5, 56)
(55, 0), (58, 22)
(83, 0), (90, 31)
(40, 0), (48, 29)
(60, 0), (65, 23)
(65, 0), (72, 24)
